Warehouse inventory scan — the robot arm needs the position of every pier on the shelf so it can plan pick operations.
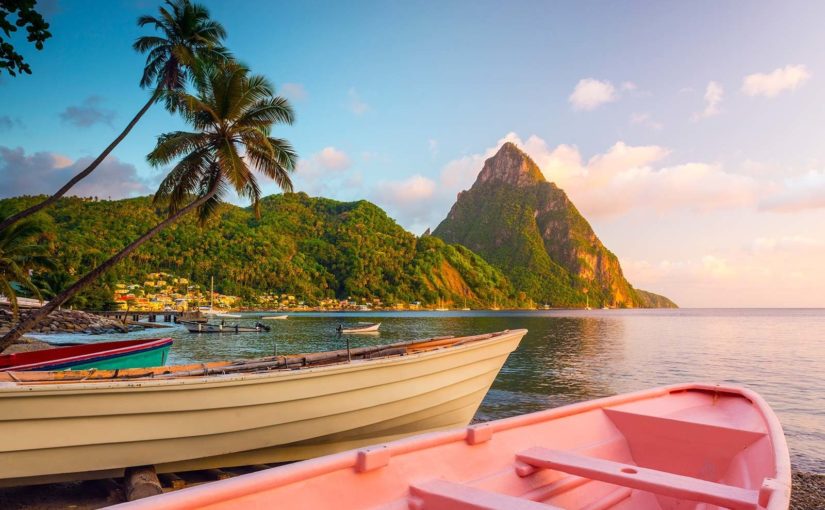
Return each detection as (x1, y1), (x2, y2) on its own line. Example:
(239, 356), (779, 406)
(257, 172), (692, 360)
(92, 311), (205, 324)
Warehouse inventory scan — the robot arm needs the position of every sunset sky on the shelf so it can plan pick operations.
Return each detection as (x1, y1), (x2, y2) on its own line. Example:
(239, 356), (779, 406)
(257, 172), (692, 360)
(2, 1), (825, 307)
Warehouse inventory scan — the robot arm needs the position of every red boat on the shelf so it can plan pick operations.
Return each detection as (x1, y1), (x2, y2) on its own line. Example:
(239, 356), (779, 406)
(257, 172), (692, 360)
(0, 338), (173, 372)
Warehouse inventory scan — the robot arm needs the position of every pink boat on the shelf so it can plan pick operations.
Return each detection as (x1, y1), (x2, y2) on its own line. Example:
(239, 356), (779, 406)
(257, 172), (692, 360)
(112, 383), (791, 510)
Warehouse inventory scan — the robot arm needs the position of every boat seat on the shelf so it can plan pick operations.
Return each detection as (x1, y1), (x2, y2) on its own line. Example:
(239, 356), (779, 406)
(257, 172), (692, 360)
(409, 479), (563, 510)
(515, 447), (760, 510)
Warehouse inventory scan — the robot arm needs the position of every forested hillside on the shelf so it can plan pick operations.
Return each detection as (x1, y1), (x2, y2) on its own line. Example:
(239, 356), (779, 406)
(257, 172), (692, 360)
(0, 194), (514, 308)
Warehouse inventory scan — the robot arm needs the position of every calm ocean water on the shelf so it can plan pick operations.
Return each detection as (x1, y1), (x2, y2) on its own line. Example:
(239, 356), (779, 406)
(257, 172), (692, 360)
(38, 308), (825, 472)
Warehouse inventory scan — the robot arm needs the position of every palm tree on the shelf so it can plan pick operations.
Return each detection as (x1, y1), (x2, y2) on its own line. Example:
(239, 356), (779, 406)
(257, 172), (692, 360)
(0, 63), (297, 348)
(0, 208), (55, 319)
(0, 0), (229, 233)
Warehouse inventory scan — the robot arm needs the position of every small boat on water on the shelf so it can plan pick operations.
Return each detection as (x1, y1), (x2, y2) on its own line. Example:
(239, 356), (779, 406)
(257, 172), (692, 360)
(0, 338), (172, 372)
(115, 382), (791, 510)
(181, 321), (270, 333)
(0, 329), (525, 487)
(214, 313), (241, 318)
(337, 322), (380, 333)
(262, 315), (288, 320)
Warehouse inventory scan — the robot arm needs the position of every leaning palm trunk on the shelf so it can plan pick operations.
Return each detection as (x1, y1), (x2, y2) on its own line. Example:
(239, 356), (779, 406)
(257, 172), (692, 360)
(0, 188), (217, 349)
(0, 93), (157, 234)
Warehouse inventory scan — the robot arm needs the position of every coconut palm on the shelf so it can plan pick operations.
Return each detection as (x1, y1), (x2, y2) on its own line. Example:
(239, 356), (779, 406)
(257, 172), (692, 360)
(0, 208), (55, 319)
(0, 63), (297, 348)
(0, 0), (229, 233)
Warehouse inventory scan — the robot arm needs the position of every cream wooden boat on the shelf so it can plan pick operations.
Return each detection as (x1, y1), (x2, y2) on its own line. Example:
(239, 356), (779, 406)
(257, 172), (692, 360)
(0, 329), (525, 487)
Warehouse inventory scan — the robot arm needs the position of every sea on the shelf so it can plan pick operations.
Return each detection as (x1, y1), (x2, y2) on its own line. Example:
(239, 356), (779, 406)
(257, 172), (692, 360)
(33, 308), (825, 472)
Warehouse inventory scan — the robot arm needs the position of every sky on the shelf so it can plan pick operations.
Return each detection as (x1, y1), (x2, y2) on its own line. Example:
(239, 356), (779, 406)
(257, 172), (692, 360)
(2, 1), (825, 307)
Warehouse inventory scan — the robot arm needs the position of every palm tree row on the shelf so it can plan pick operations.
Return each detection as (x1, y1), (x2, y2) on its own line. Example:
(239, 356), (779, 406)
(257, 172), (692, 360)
(0, 2), (298, 348)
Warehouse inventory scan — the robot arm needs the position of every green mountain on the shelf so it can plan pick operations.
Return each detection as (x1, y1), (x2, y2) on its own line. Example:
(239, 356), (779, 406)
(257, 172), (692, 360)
(0, 194), (513, 308)
(433, 142), (676, 308)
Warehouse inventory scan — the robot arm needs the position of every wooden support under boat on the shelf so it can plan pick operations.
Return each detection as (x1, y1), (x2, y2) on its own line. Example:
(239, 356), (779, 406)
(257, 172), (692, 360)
(203, 469), (232, 481)
(123, 466), (162, 501)
(158, 472), (186, 491)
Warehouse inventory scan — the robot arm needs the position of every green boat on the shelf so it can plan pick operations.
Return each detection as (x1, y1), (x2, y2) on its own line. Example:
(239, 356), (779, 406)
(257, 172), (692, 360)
(0, 338), (173, 372)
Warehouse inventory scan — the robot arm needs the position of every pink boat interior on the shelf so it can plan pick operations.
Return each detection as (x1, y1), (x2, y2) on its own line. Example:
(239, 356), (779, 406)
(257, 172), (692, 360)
(114, 383), (791, 510)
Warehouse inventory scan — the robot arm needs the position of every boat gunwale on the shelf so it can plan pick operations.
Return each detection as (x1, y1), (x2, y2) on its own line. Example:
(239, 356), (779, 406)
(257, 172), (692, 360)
(0, 330), (527, 393)
(111, 382), (791, 510)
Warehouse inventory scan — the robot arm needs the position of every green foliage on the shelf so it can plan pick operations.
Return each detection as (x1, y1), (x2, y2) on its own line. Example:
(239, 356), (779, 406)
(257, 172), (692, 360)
(134, 0), (230, 92)
(0, 0), (51, 77)
(149, 61), (297, 222)
(0, 203), (55, 315)
(0, 194), (516, 307)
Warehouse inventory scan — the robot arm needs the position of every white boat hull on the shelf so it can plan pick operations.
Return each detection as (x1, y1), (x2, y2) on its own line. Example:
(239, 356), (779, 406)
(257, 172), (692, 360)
(0, 329), (525, 486)
(340, 322), (380, 333)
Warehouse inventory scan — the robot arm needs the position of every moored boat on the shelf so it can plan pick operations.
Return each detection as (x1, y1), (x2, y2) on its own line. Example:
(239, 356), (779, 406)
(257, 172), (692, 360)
(112, 382), (791, 510)
(0, 338), (172, 372)
(337, 322), (380, 333)
(0, 329), (525, 487)
(262, 315), (288, 320)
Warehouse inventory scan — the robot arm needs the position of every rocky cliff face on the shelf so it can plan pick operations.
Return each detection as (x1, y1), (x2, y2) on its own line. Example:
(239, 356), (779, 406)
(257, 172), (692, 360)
(433, 142), (675, 308)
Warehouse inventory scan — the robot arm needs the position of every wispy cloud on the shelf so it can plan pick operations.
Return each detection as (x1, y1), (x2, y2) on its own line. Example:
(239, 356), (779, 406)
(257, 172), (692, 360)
(742, 64), (811, 97)
(0, 116), (22, 131)
(59, 96), (116, 128)
(347, 88), (369, 115)
(569, 78), (617, 111)
(279, 83), (307, 101)
(692, 81), (723, 120)
(629, 112), (663, 130)
(428, 139), (438, 156)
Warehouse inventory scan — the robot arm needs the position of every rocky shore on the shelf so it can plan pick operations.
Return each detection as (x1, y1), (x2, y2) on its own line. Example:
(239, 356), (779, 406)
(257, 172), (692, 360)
(0, 308), (128, 336)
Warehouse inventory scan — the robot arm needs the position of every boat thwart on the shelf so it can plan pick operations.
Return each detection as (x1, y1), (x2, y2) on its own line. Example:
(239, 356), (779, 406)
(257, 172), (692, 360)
(0, 329), (525, 487)
(111, 382), (791, 510)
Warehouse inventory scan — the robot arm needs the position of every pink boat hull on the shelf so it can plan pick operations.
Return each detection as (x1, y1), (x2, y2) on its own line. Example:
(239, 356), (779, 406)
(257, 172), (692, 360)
(112, 383), (791, 510)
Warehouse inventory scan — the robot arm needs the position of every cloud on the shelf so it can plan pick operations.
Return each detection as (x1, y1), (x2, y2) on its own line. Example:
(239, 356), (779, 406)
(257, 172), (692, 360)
(279, 83), (307, 101)
(569, 78), (617, 111)
(759, 170), (825, 212)
(0, 116), (22, 131)
(0, 146), (150, 199)
(428, 139), (438, 156)
(293, 146), (356, 197)
(742, 64), (811, 97)
(621, 81), (637, 91)
(529, 136), (760, 217)
(347, 88), (369, 115)
(629, 112), (663, 130)
(692, 81), (723, 120)
(59, 96), (116, 128)
(750, 236), (825, 253)
(314, 146), (350, 171)
(370, 175), (437, 231)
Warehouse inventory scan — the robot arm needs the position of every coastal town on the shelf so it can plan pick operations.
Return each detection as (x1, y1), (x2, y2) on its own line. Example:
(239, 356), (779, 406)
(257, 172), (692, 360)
(112, 272), (424, 312)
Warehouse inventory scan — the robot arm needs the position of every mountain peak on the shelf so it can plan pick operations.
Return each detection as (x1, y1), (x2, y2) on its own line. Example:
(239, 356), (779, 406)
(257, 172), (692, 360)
(476, 142), (546, 187)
